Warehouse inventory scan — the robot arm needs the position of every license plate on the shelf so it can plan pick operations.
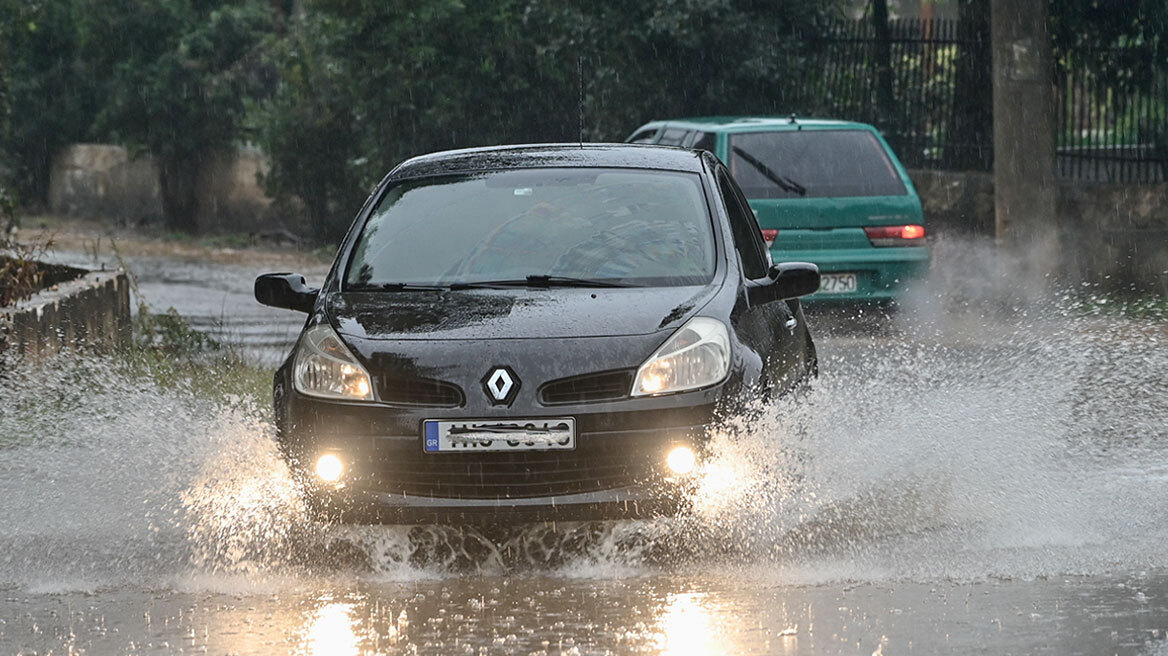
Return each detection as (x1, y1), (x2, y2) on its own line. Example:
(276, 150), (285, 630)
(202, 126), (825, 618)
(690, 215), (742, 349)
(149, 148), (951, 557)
(818, 272), (858, 294)
(423, 418), (576, 453)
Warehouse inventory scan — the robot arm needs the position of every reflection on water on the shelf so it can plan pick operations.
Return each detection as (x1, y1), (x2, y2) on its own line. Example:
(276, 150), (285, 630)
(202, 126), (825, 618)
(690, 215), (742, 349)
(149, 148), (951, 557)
(656, 592), (721, 655)
(307, 601), (359, 656)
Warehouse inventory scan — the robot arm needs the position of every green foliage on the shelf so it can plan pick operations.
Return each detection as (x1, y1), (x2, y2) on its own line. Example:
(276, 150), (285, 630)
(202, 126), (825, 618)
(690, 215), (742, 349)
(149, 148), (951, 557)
(533, 0), (844, 139)
(249, 10), (365, 242)
(252, 0), (845, 242)
(134, 305), (221, 355)
(252, 0), (580, 241)
(1051, 0), (1168, 92)
(0, 233), (54, 307)
(79, 0), (274, 231)
(0, 0), (101, 205)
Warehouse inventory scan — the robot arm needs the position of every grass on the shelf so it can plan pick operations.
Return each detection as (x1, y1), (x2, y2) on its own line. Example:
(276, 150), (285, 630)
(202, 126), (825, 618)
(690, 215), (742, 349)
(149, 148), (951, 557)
(1066, 290), (1168, 320)
(109, 239), (274, 408)
(125, 305), (273, 404)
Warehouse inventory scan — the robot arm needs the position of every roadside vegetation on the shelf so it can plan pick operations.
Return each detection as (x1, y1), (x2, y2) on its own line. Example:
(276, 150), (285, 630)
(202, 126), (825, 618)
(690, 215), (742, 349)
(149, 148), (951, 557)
(1067, 291), (1168, 321)
(124, 306), (272, 406)
(0, 184), (55, 308)
(115, 244), (272, 406)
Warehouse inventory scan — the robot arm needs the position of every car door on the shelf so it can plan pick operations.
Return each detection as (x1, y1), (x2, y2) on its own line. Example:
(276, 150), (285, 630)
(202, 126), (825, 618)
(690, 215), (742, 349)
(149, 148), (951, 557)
(714, 164), (806, 393)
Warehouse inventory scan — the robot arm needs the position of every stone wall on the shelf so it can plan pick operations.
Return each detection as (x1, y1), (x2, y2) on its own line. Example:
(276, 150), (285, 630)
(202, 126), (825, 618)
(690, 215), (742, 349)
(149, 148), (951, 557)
(195, 146), (278, 232)
(908, 169), (1168, 293)
(47, 144), (280, 232)
(48, 144), (163, 223)
(1, 269), (131, 359)
(1059, 182), (1168, 293)
(908, 169), (995, 237)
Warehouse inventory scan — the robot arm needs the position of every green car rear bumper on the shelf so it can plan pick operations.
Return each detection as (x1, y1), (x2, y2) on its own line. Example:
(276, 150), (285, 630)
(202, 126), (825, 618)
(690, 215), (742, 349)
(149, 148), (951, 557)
(770, 245), (931, 302)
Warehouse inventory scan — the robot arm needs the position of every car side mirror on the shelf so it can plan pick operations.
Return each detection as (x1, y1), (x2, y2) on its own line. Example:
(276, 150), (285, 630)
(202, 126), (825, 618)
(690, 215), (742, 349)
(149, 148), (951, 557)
(747, 262), (820, 306)
(773, 262), (820, 299)
(255, 272), (318, 313)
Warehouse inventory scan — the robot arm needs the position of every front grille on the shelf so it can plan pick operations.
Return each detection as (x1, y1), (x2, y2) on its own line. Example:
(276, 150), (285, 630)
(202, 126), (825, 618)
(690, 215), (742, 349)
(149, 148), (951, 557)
(375, 375), (463, 407)
(359, 436), (677, 499)
(539, 370), (633, 405)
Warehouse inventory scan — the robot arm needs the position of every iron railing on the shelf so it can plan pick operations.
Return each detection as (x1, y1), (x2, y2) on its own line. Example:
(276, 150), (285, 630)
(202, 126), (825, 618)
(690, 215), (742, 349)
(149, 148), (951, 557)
(801, 18), (1168, 182)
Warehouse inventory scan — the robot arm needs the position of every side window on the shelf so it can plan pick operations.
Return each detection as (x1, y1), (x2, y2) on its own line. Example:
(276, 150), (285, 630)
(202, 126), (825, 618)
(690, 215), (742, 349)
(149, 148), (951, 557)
(716, 169), (769, 279)
(689, 131), (716, 152)
(627, 128), (658, 144)
(657, 128), (690, 146)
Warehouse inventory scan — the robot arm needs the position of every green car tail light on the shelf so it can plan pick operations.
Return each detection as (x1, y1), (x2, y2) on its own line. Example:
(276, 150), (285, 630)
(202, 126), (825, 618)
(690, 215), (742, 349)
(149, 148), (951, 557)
(863, 224), (926, 247)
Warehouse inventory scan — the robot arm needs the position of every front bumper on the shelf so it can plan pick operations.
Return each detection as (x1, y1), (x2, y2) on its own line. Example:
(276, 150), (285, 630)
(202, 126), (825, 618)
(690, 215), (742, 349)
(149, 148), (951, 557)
(277, 387), (718, 524)
(318, 484), (684, 525)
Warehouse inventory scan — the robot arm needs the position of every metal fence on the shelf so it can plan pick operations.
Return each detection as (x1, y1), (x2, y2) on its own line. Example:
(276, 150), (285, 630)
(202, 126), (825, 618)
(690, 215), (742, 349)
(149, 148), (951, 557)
(803, 18), (1168, 182)
(1058, 53), (1168, 183)
(801, 18), (990, 172)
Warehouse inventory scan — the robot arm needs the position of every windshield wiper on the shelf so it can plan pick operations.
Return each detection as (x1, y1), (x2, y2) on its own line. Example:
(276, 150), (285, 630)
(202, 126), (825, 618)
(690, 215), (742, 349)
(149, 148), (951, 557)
(348, 282), (450, 292)
(731, 146), (807, 196)
(450, 275), (633, 289)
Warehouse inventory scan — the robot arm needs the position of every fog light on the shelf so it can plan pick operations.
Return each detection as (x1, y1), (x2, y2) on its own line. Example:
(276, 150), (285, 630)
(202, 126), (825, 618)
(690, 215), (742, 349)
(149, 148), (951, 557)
(315, 454), (343, 483)
(666, 446), (697, 475)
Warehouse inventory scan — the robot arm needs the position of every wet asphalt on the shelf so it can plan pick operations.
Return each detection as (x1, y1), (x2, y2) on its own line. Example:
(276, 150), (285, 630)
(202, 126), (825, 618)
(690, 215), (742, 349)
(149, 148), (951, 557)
(4, 249), (1166, 655)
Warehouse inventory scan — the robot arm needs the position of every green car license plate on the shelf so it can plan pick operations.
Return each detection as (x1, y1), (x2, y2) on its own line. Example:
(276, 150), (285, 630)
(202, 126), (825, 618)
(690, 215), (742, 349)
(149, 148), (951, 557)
(818, 272), (858, 294)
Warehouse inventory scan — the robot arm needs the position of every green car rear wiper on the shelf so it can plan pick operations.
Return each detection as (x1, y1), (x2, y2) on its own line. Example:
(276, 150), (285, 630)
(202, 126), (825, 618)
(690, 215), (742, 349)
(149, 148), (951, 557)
(450, 275), (633, 289)
(731, 146), (807, 196)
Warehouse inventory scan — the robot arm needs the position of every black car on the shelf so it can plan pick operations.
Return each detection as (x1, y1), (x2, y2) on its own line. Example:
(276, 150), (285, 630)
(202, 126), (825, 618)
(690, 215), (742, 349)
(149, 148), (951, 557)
(255, 144), (819, 524)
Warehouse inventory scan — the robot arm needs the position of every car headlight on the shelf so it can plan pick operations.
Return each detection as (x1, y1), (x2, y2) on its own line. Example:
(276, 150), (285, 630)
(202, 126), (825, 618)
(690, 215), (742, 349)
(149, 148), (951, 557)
(632, 317), (730, 396)
(293, 324), (374, 401)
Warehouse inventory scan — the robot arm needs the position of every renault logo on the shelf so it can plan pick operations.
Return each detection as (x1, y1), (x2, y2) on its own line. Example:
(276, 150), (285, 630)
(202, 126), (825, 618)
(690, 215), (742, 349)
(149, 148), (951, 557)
(482, 366), (520, 405)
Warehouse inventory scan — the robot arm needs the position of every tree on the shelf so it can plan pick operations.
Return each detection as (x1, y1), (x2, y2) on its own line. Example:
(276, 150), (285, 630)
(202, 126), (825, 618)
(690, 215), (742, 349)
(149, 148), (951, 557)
(253, 0), (844, 242)
(1, 0), (101, 206)
(79, 0), (273, 232)
(1050, 0), (1168, 90)
(531, 0), (845, 139)
(0, 0), (13, 225)
(250, 11), (365, 242)
(253, 0), (579, 241)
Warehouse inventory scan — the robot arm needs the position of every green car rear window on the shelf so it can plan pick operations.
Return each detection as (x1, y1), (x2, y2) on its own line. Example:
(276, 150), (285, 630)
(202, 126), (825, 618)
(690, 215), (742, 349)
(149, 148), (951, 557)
(728, 130), (907, 199)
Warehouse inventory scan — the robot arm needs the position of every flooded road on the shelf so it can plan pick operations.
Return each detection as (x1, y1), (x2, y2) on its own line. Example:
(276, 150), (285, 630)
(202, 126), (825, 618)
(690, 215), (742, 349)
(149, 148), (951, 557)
(4, 246), (1168, 654)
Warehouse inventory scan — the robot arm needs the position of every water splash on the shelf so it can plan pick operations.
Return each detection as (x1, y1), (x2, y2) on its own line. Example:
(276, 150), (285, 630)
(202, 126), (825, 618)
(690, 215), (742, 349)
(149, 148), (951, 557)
(0, 255), (1166, 589)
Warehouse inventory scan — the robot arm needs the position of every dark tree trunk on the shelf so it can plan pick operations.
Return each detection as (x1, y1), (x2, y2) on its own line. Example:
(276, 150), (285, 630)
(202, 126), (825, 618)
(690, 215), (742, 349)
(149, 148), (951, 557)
(946, 0), (993, 170)
(157, 154), (201, 232)
(871, 0), (897, 146)
(306, 179), (334, 244)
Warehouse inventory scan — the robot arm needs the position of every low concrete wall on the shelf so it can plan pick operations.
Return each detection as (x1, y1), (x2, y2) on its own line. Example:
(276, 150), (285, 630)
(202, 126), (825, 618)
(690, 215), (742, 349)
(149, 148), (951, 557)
(1, 269), (131, 359)
(909, 169), (1168, 293)
(47, 144), (280, 232)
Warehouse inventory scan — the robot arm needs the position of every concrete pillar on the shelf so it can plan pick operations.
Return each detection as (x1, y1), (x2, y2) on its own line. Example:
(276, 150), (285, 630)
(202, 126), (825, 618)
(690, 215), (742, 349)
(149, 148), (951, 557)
(991, 0), (1059, 278)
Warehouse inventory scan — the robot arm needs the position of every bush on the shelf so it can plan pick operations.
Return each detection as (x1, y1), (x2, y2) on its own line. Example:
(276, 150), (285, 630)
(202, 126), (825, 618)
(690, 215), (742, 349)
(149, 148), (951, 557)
(0, 227), (54, 308)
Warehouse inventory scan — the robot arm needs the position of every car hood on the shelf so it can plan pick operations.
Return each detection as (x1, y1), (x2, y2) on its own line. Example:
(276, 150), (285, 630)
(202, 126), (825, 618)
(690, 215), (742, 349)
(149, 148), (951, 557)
(326, 285), (718, 341)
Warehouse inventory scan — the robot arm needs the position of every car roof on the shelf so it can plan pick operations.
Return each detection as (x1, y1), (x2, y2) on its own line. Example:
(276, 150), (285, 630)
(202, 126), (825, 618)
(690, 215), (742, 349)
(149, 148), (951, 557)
(388, 143), (708, 180)
(638, 116), (876, 133)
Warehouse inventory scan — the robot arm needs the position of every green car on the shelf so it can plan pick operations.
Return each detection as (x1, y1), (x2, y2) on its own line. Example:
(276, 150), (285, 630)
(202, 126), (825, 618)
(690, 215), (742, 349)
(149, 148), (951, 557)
(627, 117), (929, 301)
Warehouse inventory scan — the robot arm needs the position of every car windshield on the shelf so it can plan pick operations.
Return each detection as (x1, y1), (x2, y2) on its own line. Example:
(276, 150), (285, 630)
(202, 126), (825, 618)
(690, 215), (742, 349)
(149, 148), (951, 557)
(728, 129), (907, 199)
(345, 168), (716, 288)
